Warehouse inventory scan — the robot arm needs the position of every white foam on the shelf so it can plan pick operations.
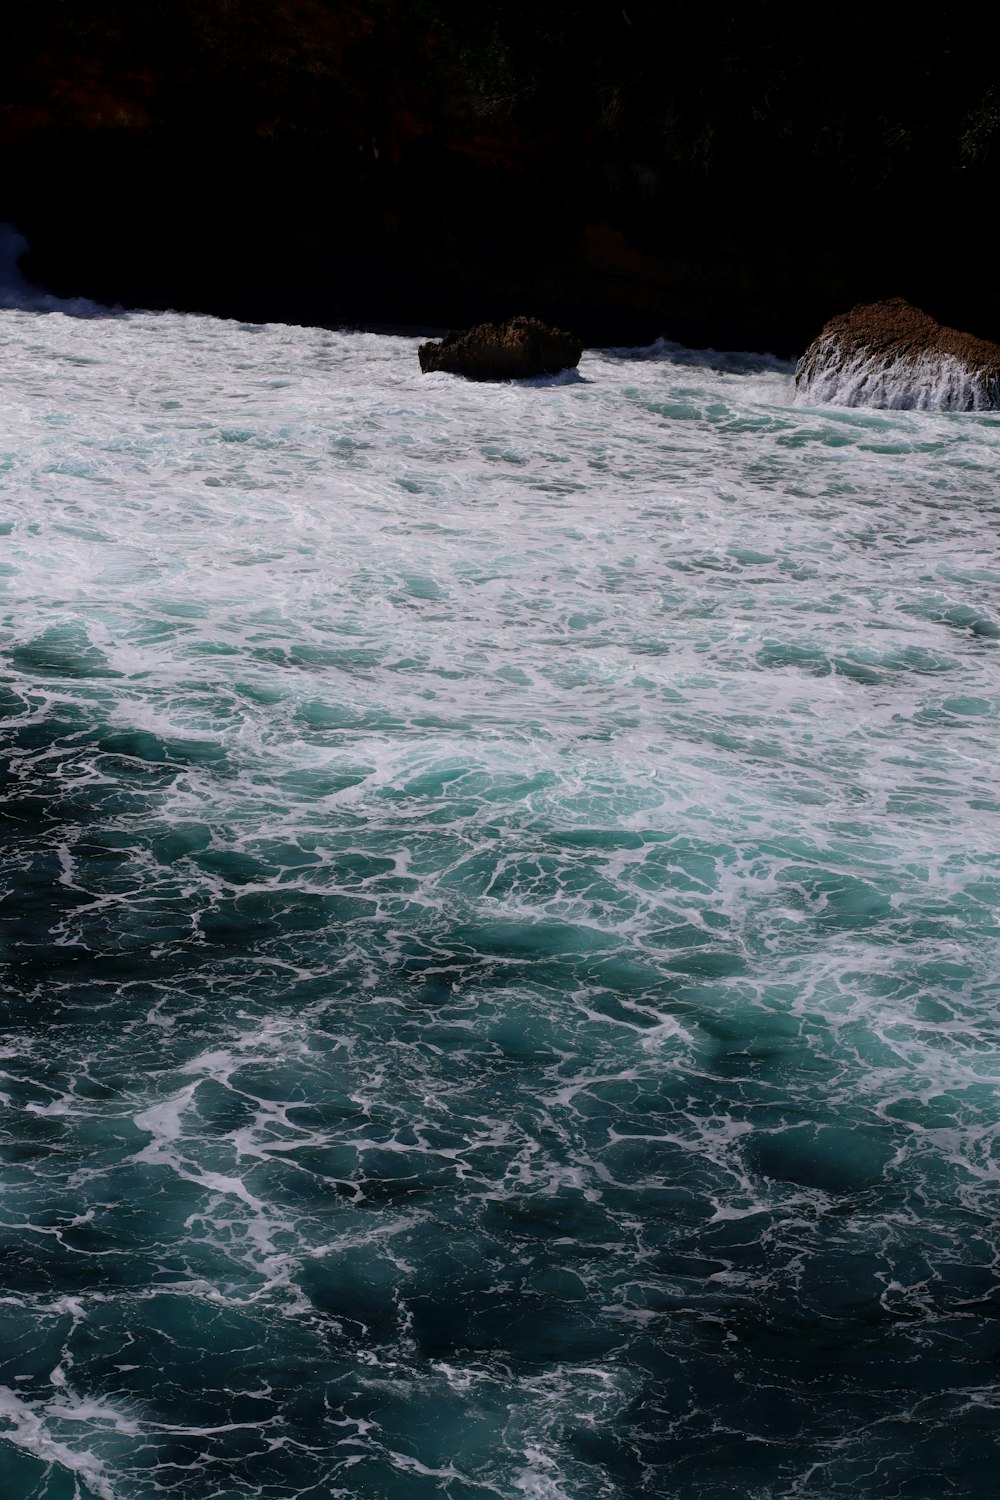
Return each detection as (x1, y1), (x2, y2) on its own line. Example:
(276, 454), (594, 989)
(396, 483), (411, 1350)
(513, 1450), (575, 1500)
(795, 335), (1000, 410)
(0, 1385), (117, 1500)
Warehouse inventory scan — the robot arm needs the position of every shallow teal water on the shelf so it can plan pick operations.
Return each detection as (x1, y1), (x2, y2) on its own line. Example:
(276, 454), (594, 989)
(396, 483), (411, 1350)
(2, 308), (1000, 1498)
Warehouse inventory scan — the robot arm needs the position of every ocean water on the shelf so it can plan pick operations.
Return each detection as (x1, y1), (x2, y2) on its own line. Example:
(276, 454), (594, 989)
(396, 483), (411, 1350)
(2, 270), (1000, 1500)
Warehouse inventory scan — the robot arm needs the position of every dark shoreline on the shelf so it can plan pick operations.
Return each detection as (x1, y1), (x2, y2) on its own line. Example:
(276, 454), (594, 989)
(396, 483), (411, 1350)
(3, 1), (999, 356)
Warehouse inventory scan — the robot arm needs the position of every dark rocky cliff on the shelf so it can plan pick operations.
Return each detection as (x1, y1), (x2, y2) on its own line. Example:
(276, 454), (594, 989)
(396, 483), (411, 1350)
(2, 1), (998, 350)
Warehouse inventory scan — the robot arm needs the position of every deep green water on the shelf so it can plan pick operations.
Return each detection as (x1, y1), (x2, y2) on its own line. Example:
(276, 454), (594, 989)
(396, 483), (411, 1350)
(2, 304), (1000, 1498)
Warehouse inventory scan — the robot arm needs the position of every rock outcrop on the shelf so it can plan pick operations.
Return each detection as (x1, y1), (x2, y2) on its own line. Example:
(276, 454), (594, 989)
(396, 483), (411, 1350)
(418, 317), (583, 381)
(795, 298), (1000, 411)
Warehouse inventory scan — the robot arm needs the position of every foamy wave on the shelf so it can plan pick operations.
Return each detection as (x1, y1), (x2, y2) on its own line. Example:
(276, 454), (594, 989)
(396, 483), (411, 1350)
(795, 335), (1000, 411)
(601, 335), (794, 375)
(0, 1386), (117, 1500)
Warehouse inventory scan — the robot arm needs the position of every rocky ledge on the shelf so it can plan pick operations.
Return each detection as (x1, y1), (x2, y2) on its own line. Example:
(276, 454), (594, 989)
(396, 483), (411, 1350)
(418, 317), (583, 382)
(795, 298), (1000, 411)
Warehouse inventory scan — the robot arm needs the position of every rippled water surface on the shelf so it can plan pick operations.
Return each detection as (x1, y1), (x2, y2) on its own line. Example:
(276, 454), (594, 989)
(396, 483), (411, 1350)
(2, 305), (1000, 1499)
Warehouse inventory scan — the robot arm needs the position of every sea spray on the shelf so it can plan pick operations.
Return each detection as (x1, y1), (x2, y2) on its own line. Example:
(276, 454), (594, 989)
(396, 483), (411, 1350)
(795, 297), (1000, 411)
(0, 222), (110, 317)
(795, 338), (1000, 410)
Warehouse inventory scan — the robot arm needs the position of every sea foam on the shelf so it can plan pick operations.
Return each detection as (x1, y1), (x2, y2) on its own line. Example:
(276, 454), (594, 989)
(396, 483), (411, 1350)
(2, 295), (1000, 1499)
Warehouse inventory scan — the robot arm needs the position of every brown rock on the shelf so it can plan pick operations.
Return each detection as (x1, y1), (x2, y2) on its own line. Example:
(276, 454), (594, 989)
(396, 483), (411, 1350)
(418, 316), (583, 381)
(795, 298), (1000, 410)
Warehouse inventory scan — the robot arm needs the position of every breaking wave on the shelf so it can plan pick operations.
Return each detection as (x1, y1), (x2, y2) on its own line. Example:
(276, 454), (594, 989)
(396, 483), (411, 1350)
(795, 334), (1000, 411)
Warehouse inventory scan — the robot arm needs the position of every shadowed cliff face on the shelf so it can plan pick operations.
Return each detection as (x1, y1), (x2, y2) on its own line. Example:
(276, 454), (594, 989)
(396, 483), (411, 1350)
(2, 1), (999, 349)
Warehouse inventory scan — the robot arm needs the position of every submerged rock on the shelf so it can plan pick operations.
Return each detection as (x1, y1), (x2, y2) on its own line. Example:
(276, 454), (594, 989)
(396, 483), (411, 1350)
(418, 317), (583, 381)
(795, 298), (1000, 411)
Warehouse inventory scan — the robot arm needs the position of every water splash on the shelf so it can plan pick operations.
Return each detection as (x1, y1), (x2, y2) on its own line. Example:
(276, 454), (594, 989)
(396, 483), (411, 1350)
(0, 222), (113, 317)
(795, 333), (1000, 411)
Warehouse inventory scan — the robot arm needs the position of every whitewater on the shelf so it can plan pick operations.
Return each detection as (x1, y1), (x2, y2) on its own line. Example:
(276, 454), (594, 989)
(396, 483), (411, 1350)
(2, 260), (1000, 1499)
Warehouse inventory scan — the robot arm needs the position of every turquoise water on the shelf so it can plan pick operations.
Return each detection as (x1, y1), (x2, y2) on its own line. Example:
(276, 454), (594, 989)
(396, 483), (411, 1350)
(2, 300), (1000, 1499)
